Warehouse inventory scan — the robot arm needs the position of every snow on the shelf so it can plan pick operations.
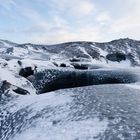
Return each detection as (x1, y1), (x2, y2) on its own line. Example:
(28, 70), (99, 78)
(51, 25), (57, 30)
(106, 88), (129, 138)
(78, 46), (93, 60)
(0, 66), (36, 94)
(1, 39), (140, 140)
(2, 84), (140, 140)
(13, 118), (108, 140)
(89, 59), (132, 69)
(12, 47), (29, 57)
(8, 92), (72, 113)
(126, 43), (132, 53)
(106, 59), (132, 68)
(0, 40), (13, 48)
(2, 89), (108, 140)
(91, 44), (108, 56)
(19, 59), (55, 71)
(125, 82), (140, 91)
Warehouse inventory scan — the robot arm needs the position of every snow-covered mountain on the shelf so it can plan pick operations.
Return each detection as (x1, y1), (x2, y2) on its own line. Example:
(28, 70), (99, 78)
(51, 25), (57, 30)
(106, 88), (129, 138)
(1, 38), (140, 140)
(1, 38), (140, 65)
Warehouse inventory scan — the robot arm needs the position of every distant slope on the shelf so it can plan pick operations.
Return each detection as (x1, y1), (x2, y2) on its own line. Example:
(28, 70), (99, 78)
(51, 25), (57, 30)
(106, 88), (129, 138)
(0, 38), (140, 66)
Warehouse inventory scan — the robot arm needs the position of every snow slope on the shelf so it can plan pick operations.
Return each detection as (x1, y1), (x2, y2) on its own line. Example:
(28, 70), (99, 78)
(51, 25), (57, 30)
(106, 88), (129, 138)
(0, 38), (140, 65)
(1, 85), (140, 140)
(1, 38), (140, 140)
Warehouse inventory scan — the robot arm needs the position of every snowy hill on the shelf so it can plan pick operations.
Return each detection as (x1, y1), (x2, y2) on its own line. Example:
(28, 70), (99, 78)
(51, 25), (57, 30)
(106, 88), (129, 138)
(1, 38), (140, 65)
(1, 38), (140, 140)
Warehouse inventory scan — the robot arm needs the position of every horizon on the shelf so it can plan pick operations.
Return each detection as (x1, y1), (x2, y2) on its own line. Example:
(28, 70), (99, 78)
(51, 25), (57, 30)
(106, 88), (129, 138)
(0, 0), (140, 44)
(1, 37), (139, 45)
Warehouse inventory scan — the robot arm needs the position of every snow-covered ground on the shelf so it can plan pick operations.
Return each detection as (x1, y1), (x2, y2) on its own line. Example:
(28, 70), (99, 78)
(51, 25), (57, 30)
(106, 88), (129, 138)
(1, 39), (140, 140)
(1, 84), (140, 140)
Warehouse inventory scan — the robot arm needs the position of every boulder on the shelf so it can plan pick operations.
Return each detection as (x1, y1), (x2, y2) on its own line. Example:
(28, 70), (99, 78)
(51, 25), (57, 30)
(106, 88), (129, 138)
(71, 63), (88, 70)
(106, 52), (126, 62)
(0, 80), (30, 95)
(19, 67), (34, 78)
(17, 60), (22, 66)
(60, 63), (67, 67)
(13, 87), (30, 95)
(0, 80), (11, 92)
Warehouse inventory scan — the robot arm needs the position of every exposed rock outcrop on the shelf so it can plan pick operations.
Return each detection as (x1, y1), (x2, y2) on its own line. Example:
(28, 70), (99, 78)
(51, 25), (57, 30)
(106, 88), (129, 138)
(0, 80), (30, 95)
(19, 67), (34, 78)
(106, 53), (126, 62)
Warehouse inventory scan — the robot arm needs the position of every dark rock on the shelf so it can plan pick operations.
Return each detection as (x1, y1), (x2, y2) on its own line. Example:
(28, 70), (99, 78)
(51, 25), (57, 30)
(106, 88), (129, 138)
(17, 60), (22, 66)
(13, 87), (30, 95)
(0, 80), (30, 95)
(71, 63), (88, 70)
(19, 67), (34, 78)
(52, 120), (61, 125)
(84, 47), (100, 59)
(106, 53), (126, 62)
(126, 53), (138, 66)
(3, 63), (8, 67)
(1, 80), (11, 92)
(5, 58), (10, 61)
(34, 65), (37, 73)
(6, 47), (13, 54)
(52, 62), (58, 67)
(60, 63), (67, 67)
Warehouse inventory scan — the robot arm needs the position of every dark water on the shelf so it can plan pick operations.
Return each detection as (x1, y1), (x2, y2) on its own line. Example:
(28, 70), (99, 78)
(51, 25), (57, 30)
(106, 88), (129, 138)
(31, 69), (138, 94)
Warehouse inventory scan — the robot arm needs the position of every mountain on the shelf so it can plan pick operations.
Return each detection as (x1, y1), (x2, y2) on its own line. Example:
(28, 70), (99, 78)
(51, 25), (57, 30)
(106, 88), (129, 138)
(0, 38), (140, 65)
(1, 38), (140, 140)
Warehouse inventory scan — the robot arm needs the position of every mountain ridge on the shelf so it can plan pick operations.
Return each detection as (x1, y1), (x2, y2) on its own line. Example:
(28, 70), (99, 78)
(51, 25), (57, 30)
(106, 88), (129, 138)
(0, 38), (140, 66)
(0, 37), (140, 46)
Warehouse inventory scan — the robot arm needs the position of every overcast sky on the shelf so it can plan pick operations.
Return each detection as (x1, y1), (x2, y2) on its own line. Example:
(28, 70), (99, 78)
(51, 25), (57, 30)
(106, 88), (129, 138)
(0, 0), (140, 44)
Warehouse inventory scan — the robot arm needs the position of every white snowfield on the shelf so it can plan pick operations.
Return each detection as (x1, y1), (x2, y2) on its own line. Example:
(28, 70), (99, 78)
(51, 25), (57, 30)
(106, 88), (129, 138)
(1, 38), (140, 140)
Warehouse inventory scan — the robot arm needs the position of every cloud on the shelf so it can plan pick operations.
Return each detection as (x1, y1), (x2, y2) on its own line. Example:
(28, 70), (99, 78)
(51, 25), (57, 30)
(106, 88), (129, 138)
(97, 12), (111, 26)
(97, 12), (110, 22)
(0, 0), (16, 10)
(0, 0), (99, 43)
(110, 0), (140, 38)
(21, 8), (49, 28)
(1, 0), (140, 43)
(49, 0), (95, 18)
(29, 25), (101, 44)
(70, 0), (95, 17)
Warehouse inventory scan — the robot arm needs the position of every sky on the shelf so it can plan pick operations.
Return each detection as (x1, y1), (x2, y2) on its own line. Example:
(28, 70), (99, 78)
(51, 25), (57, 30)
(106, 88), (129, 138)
(0, 0), (140, 44)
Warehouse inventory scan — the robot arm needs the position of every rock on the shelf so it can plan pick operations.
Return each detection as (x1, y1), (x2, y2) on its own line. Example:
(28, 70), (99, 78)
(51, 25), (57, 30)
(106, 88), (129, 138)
(19, 67), (34, 78)
(52, 62), (58, 67)
(12, 87), (30, 95)
(60, 63), (67, 67)
(34, 65), (37, 73)
(0, 80), (11, 92)
(0, 80), (30, 95)
(126, 53), (138, 66)
(71, 63), (88, 70)
(106, 53), (126, 62)
(17, 60), (22, 66)
(3, 63), (8, 67)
